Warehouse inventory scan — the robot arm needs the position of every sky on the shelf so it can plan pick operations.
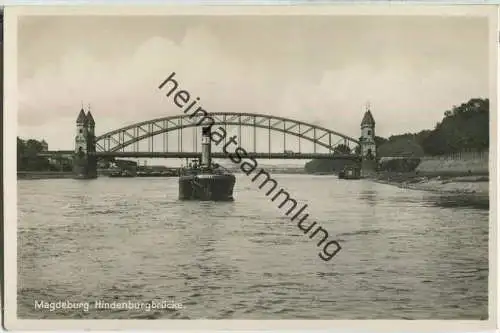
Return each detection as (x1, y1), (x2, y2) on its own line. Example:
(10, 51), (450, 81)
(17, 14), (490, 164)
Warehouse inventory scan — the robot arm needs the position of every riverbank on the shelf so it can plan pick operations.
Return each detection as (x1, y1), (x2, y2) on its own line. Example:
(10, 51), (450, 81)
(17, 171), (74, 180)
(18, 169), (113, 180)
(372, 172), (489, 206)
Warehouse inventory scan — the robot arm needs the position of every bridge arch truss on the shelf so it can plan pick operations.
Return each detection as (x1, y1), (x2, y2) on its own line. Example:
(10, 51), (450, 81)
(95, 112), (360, 155)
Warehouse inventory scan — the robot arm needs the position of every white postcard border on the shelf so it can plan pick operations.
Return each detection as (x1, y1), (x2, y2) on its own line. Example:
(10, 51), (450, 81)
(3, 4), (498, 331)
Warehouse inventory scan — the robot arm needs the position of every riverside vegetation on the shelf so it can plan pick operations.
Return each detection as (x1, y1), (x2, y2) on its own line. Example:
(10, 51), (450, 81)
(17, 138), (67, 172)
(304, 98), (490, 208)
(305, 98), (489, 175)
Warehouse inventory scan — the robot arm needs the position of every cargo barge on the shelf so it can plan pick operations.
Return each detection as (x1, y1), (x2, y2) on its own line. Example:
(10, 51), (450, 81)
(109, 170), (135, 178)
(338, 165), (361, 180)
(178, 126), (236, 201)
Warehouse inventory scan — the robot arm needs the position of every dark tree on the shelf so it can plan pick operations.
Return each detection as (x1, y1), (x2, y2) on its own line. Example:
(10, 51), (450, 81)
(333, 144), (352, 155)
(17, 137), (52, 171)
(304, 97), (489, 173)
(421, 98), (489, 155)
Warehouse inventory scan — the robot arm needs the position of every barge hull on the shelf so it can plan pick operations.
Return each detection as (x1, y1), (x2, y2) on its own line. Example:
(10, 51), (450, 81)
(179, 174), (235, 201)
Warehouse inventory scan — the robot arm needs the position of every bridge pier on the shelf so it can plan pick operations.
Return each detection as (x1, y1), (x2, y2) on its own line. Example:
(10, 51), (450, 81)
(73, 108), (97, 179)
(359, 106), (377, 177)
(361, 159), (377, 177)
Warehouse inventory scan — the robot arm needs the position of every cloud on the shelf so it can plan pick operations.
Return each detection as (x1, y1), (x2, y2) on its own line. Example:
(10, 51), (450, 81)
(17, 15), (489, 151)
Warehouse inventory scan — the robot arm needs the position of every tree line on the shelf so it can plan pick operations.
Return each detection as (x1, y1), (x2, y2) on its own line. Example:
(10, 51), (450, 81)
(305, 97), (489, 174)
(17, 137), (127, 172)
(17, 137), (72, 171)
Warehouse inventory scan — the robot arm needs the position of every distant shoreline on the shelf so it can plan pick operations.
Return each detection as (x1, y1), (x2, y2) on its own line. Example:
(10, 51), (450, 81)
(17, 169), (308, 179)
(17, 171), (74, 180)
(17, 170), (113, 180)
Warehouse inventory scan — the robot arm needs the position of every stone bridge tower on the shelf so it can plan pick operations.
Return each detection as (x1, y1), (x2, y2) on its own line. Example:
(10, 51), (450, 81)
(360, 105), (377, 176)
(73, 107), (97, 179)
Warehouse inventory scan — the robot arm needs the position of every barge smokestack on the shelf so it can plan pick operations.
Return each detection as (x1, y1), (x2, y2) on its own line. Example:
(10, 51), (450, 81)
(201, 126), (212, 167)
(178, 124), (235, 201)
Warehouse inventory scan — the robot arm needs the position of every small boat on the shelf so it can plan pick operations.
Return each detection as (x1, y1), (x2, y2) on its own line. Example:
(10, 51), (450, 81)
(136, 169), (179, 177)
(338, 165), (361, 180)
(109, 170), (135, 178)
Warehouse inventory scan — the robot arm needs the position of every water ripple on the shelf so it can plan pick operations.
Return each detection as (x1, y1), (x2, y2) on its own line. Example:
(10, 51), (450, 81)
(17, 175), (488, 319)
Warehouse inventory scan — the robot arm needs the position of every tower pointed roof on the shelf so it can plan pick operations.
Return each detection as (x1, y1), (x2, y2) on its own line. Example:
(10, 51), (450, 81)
(76, 108), (87, 124)
(86, 111), (95, 126)
(361, 109), (375, 126)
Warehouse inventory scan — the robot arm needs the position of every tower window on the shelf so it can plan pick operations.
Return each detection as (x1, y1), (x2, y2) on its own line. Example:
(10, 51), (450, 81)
(79, 129), (83, 134)
(367, 130), (372, 136)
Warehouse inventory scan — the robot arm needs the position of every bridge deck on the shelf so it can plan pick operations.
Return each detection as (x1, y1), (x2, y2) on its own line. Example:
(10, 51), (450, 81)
(40, 151), (360, 160)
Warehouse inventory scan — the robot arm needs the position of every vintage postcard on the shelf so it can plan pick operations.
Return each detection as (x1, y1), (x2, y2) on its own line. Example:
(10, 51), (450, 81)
(3, 4), (498, 331)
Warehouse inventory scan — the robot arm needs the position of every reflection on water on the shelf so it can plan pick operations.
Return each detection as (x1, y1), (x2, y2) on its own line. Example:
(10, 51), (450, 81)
(359, 189), (378, 206)
(17, 175), (488, 319)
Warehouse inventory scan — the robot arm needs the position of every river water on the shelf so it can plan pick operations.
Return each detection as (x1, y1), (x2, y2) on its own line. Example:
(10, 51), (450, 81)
(17, 174), (488, 319)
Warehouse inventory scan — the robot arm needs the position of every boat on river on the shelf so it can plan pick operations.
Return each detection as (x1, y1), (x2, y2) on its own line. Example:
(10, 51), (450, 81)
(137, 170), (178, 177)
(338, 165), (361, 180)
(109, 170), (135, 178)
(178, 126), (236, 201)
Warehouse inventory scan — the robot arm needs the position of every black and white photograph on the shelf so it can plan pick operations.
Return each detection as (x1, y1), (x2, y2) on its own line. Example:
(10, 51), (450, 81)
(3, 4), (498, 331)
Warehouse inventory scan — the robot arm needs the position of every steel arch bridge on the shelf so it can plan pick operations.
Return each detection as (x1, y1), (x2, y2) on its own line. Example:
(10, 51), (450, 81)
(94, 112), (360, 159)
